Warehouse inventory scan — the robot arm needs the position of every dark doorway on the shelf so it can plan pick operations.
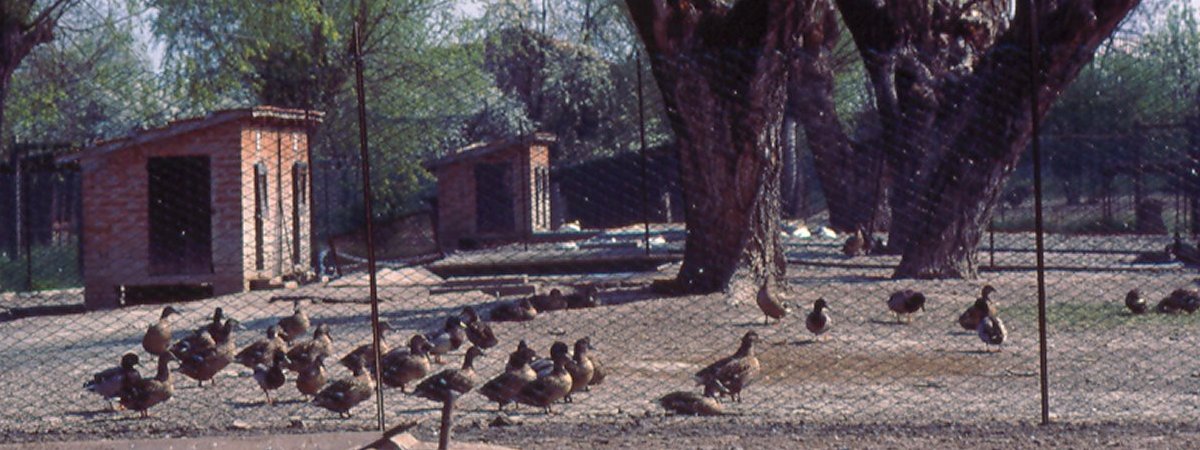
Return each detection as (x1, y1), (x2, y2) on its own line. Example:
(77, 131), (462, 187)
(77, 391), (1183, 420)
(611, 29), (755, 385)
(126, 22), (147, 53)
(148, 156), (212, 275)
(475, 162), (515, 233)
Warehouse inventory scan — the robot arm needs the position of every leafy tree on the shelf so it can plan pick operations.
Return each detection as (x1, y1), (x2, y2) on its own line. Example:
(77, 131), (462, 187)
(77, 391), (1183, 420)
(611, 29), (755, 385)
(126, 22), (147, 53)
(0, 0), (80, 157)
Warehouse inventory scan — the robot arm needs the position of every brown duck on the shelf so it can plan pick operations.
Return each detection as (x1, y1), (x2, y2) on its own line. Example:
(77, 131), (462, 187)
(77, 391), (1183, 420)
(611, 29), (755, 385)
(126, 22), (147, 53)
(842, 229), (865, 257)
(694, 331), (761, 402)
(236, 325), (287, 369)
(412, 346), (485, 403)
(512, 342), (573, 414)
(959, 285), (998, 330)
(277, 300), (310, 343)
(755, 283), (790, 325)
(380, 334), (434, 392)
(425, 317), (467, 364)
(287, 323), (333, 373)
(490, 297), (538, 322)
(296, 355), (327, 400)
(659, 390), (724, 416)
(339, 322), (394, 372)
(142, 306), (181, 356)
(478, 343), (538, 411)
(530, 288), (568, 312)
(118, 352), (178, 418)
(312, 354), (375, 418)
(460, 306), (498, 349)
(564, 338), (595, 402)
(887, 289), (926, 323)
(179, 318), (238, 387)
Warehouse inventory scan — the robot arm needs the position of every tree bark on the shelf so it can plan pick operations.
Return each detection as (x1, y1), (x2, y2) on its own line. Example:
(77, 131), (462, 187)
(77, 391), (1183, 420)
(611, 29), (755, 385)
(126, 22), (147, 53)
(626, 0), (807, 293)
(891, 0), (1141, 278)
(787, 0), (883, 233)
(831, 0), (1139, 277)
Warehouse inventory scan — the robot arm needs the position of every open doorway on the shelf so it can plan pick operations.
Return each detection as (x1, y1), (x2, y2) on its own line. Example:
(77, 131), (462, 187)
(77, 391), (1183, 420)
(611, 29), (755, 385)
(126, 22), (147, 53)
(147, 156), (212, 275)
(475, 162), (515, 234)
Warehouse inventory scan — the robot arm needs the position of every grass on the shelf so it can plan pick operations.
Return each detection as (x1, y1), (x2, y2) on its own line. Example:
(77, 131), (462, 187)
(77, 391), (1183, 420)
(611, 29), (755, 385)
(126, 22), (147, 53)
(0, 242), (81, 292)
(1005, 300), (1194, 332)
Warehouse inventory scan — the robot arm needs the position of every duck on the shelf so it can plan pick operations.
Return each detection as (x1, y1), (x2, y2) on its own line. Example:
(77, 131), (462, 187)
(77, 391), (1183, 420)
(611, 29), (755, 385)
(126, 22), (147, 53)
(84, 353), (142, 410)
(478, 343), (538, 411)
(1124, 289), (1148, 315)
(425, 317), (467, 364)
(842, 229), (865, 257)
(287, 323), (334, 373)
(755, 283), (791, 325)
(253, 350), (290, 405)
(380, 334), (434, 392)
(565, 285), (600, 309)
(201, 307), (226, 338)
(412, 346), (485, 403)
(312, 354), (375, 418)
(530, 288), (568, 312)
(178, 318), (239, 387)
(977, 314), (1007, 352)
(959, 285), (998, 330)
(339, 322), (394, 372)
(805, 298), (832, 340)
(236, 325), (288, 369)
(296, 355), (328, 400)
(169, 328), (216, 362)
(1169, 233), (1200, 266)
(277, 299), (310, 343)
(489, 297), (538, 322)
(659, 390), (724, 416)
(512, 342), (573, 414)
(564, 338), (596, 402)
(887, 289), (926, 323)
(459, 306), (498, 349)
(142, 306), (181, 356)
(1170, 288), (1200, 314)
(694, 331), (761, 402)
(118, 352), (178, 418)
(588, 358), (607, 389)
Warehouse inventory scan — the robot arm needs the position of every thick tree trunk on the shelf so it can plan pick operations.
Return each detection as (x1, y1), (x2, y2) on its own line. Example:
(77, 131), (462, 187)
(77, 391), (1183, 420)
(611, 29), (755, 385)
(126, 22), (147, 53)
(832, 0), (1139, 277)
(788, 0), (883, 233)
(893, 0), (1141, 278)
(626, 0), (804, 293)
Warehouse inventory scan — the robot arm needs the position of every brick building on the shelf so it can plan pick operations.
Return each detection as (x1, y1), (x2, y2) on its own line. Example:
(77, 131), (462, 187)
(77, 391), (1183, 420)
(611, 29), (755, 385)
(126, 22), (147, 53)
(425, 133), (555, 250)
(69, 106), (322, 309)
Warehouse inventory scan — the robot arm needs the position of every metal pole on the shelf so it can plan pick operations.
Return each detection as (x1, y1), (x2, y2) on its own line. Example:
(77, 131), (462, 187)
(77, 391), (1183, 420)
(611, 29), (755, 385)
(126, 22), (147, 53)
(21, 151), (32, 292)
(352, 21), (386, 432)
(438, 393), (455, 450)
(1027, 0), (1051, 426)
(636, 54), (651, 256)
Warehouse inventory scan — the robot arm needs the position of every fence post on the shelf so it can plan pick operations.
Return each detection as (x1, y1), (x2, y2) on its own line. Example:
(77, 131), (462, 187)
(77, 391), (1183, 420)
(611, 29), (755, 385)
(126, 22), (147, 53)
(352, 20), (386, 432)
(636, 54), (651, 256)
(1026, 0), (1052, 426)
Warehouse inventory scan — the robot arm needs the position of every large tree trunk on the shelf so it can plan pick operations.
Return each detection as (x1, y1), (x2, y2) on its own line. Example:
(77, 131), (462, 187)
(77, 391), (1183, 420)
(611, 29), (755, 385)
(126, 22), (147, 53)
(626, 0), (807, 293)
(787, 0), (883, 233)
(834, 0), (1140, 277)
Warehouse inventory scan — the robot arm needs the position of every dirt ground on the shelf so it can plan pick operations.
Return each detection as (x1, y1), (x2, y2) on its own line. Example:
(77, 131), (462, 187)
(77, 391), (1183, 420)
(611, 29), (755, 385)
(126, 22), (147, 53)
(1, 232), (1198, 448)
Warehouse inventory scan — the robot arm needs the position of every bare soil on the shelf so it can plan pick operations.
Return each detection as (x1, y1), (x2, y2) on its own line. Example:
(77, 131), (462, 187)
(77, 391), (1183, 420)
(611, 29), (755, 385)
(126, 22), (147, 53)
(1, 232), (1199, 448)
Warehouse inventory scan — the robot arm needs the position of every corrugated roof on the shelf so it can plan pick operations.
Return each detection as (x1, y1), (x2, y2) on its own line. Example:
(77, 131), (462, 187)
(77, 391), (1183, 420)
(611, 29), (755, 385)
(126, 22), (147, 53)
(423, 132), (556, 171)
(62, 106), (324, 163)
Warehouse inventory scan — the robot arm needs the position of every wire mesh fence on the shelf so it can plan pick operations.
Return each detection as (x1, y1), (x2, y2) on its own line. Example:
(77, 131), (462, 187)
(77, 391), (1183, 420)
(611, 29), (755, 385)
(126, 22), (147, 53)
(1, 0), (1199, 445)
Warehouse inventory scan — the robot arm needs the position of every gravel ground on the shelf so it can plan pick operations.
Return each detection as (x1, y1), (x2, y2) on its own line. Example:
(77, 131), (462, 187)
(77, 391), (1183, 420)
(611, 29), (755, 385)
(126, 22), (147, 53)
(1, 232), (1198, 448)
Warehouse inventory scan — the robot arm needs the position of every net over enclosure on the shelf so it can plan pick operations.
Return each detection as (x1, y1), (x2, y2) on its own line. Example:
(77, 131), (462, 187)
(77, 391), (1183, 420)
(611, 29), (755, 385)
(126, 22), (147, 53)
(1, 0), (1198, 443)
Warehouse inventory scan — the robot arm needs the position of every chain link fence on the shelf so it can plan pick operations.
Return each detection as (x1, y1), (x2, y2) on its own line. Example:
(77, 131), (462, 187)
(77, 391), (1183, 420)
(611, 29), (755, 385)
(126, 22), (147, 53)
(1, 0), (1198, 444)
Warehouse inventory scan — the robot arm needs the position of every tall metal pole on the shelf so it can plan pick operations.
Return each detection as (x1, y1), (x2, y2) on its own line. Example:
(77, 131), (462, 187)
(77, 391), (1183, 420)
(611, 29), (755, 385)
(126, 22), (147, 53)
(637, 54), (651, 256)
(1027, 0), (1051, 426)
(352, 21), (386, 432)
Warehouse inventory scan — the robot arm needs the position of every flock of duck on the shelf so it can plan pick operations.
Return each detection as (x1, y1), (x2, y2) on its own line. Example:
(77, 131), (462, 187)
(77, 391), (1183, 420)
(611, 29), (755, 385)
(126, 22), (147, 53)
(82, 273), (1200, 420)
(84, 287), (607, 419)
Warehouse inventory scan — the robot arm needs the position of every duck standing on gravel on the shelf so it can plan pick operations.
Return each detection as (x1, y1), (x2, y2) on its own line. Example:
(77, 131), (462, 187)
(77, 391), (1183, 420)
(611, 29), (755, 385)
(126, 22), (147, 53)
(287, 323), (334, 373)
(460, 306), (498, 349)
(512, 342), (573, 414)
(277, 300), (310, 343)
(694, 331), (761, 402)
(977, 314), (1008, 352)
(236, 325), (288, 369)
(254, 350), (290, 405)
(959, 285), (998, 331)
(142, 306), (181, 357)
(85, 353), (141, 411)
(312, 354), (375, 418)
(755, 283), (790, 325)
(478, 343), (538, 411)
(805, 298), (832, 341)
(425, 317), (467, 364)
(380, 334), (434, 393)
(412, 346), (485, 403)
(118, 352), (178, 418)
(887, 290), (926, 323)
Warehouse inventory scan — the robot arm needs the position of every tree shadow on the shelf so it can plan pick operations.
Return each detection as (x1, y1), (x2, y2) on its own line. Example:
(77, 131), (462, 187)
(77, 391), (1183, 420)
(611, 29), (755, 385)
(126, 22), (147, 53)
(867, 318), (907, 326)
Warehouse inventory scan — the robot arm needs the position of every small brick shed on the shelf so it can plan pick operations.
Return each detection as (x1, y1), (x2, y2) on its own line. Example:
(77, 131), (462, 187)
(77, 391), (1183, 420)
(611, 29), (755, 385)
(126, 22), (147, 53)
(424, 133), (555, 250)
(70, 106), (323, 309)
